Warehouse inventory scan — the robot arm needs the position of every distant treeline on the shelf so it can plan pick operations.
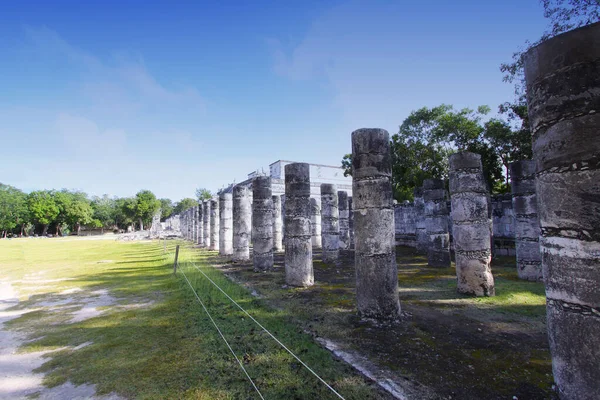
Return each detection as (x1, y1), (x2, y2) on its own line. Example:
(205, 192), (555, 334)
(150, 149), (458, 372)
(0, 184), (199, 238)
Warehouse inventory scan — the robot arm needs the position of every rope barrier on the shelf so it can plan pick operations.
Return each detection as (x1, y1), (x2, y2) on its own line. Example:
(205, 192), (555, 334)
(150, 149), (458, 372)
(179, 265), (265, 400)
(190, 263), (346, 400)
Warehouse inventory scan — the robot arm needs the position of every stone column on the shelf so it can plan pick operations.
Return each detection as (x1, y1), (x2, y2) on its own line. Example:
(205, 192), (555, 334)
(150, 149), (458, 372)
(219, 193), (233, 256)
(510, 160), (542, 281)
(210, 199), (219, 251)
(310, 198), (322, 248)
(449, 152), (495, 297)
(284, 163), (313, 287)
(252, 176), (273, 271)
(320, 184), (339, 263)
(203, 200), (211, 249)
(233, 185), (251, 261)
(194, 206), (198, 244)
(524, 23), (600, 400)
(338, 191), (350, 249)
(272, 195), (283, 252)
(414, 187), (428, 253)
(352, 128), (401, 321)
(348, 197), (354, 249)
(423, 179), (451, 267)
(197, 202), (204, 246)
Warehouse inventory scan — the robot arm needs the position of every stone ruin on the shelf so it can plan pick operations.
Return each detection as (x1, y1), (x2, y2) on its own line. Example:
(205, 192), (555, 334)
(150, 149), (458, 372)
(171, 23), (599, 400)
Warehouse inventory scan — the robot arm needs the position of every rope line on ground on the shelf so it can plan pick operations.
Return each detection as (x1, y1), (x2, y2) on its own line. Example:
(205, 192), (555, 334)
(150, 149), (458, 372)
(191, 263), (346, 400)
(179, 266), (265, 400)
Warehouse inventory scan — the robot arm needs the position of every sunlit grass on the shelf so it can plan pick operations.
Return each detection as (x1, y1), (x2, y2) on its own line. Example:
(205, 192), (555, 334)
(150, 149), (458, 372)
(1, 238), (386, 399)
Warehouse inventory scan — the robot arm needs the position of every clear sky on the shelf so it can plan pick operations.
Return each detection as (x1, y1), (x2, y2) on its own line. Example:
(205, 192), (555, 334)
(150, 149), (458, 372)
(0, 0), (548, 202)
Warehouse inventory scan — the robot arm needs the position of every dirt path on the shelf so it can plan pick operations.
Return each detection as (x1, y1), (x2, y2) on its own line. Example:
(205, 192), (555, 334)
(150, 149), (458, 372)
(0, 280), (122, 400)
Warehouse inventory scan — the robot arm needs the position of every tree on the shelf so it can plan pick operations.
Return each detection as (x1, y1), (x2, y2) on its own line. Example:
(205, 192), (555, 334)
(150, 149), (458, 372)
(65, 191), (94, 235)
(392, 104), (502, 200)
(27, 190), (59, 235)
(173, 198), (197, 214)
(133, 190), (161, 230)
(341, 154), (352, 177)
(159, 198), (174, 221)
(483, 118), (532, 190)
(91, 195), (118, 232)
(0, 184), (28, 237)
(195, 188), (213, 202)
(115, 197), (137, 230)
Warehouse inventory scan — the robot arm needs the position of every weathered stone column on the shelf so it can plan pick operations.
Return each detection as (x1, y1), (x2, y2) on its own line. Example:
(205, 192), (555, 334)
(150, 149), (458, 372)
(449, 152), (495, 297)
(320, 184), (339, 263)
(195, 206), (200, 242)
(219, 193), (233, 256)
(284, 163), (313, 287)
(414, 187), (428, 253)
(252, 177), (273, 271)
(203, 200), (211, 249)
(524, 23), (600, 400)
(210, 199), (219, 251)
(510, 160), (542, 281)
(197, 202), (204, 246)
(272, 195), (283, 252)
(338, 191), (350, 249)
(352, 128), (401, 321)
(233, 185), (251, 261)
(310, 198), (322, 248)
(348, 196), (354, 249)
(423, 179), (451, 267)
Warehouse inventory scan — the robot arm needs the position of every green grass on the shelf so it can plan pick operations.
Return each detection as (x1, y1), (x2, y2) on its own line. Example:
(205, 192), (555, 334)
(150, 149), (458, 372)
(0, 238), (387, 399)
(395, 249), (547, 319)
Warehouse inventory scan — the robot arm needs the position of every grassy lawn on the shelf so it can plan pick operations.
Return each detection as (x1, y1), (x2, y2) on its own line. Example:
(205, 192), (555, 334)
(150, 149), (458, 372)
(0, 238), (389, 399)
(211, 247), (554, 400)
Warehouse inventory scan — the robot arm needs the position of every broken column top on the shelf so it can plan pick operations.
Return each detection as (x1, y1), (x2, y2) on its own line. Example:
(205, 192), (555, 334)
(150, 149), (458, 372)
(351, 128), (392, 180)
(285, 163), (310, 196)
(321, 183), (337, 195)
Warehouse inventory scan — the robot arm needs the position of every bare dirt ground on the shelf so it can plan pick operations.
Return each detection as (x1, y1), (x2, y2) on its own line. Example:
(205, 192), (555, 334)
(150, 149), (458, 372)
(208, 246), (556, 400)
(0, 278), (123, 400)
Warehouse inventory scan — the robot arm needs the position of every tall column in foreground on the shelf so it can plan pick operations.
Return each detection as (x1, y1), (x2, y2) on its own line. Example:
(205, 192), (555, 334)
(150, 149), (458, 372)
(352, 128), (401, 321)
(272, 195), (283, 252)
(414, 187), (428, 253)
(524, 23), (600, 400)
(203, 200), (211, 249)
(310, 198), (322, 248)
(338, 191), (350, 249)
(232, 185), (251, 261)
(197, 203), (204, 246)
(449, 152), (495, 297)
(193, 206), (198, 243)
(219, 193), (233, 256)
(423, 179), (451, 267)
(320, 184), (339, 263)
(284, 163), (313, 287)
(348, 197), (354, 249)
(510, 160), (542, 281)
(210, 199), (219, 251)
(252, 177), (273, 271)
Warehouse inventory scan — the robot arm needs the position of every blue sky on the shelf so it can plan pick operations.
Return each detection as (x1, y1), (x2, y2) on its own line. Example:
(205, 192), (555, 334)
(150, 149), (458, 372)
(0, 0), (548, 201)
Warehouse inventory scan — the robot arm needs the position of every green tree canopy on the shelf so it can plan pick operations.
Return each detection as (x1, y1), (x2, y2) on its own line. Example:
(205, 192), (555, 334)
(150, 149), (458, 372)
(91, 195), (118, 230)
(134, 190), (161, 230)
(0, 184), (28, 236)
(174, 198), (198, 214)
(27, 190), (59, 235)
(159, 198), (174, 221)
(195, 188), (213, 202)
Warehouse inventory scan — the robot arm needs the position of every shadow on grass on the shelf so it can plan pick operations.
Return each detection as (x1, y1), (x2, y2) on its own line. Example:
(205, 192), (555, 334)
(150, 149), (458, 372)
(209, 245), (554, 400)
(5, 241), (389, 400)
